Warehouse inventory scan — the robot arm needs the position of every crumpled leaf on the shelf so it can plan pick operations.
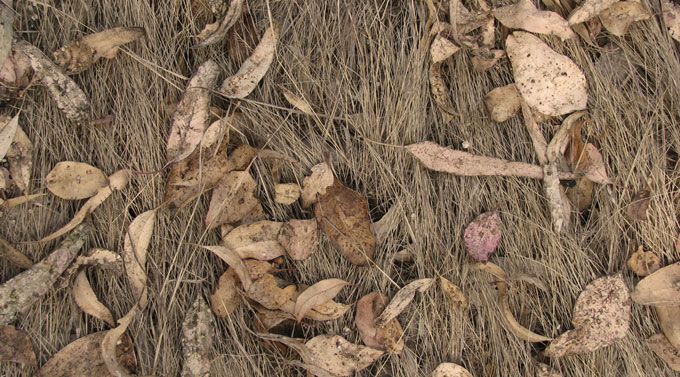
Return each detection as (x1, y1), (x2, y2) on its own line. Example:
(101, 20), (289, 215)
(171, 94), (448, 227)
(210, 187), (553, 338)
(356, 292), (405, 353)
(430, 362), (473, 377)
(210, 268), (241, 317)
(274, 182), (301, 205)
(0, 224), (87, 326)
(6, 124), (33, 194)
(506, 31), (587, 116)
(0, 235), (33, 269)
(484, 84), (520, 123)
(568, 0), (618, 25)
(15, 40), (90, 121)
(102, 306), (139, 377)
(0, 113), (18, 160)
(202, 245), (252, 291)
(545, 275), (630, 358)
(631, 262), (680, 306)
(0, 325), (37, 369)
(431, 32), (460, 63)
(181, 296), (214, 377)
(647, 333), (680, 372)
(627, 246), (661, 277)
(374, 278), (434, 328)
(626, 189), (650, 221)
(440, 276), (468, 309)
(282, 88), (314, 115)
(294, 278), (349, 322)
(53, 27), (145, 74)
(123, 209), (156, 308)
(599, 1), (651, 36)
(166, 59), (221, 164)
(305, 335), (384, 376)
(220, 22), (279, 98)
(73, 270), (115, 326)
(246, 273), (296, 310)
(493, 0), (575, 40)
(315, 179), (376, 266)
(301, 162), (334, 209)
(278, 219), (318, 260)
(663, 0), (680, 42)
(46, 161), (108, 200)
(222, 220), (286, 260)
(206, 170), (259, 229)
(463, 210), (501, 262)
(197, 0), (245, 47)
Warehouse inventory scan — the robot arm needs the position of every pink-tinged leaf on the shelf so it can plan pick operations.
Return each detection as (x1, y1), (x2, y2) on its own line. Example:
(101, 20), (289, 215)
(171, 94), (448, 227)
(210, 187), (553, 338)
(464, 211), (501, 262)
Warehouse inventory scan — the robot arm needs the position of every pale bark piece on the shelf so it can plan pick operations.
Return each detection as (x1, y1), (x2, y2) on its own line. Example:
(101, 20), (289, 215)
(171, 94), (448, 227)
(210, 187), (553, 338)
(197, 0), (245, 47)
(294, 278), (349, 322)
(374, 278), (434, 328)
(0, 113), (17, 160)
(0, 325), (37, 369)
(484, 84), (521, 122)
(543, 164), (569, 232)
(123, 209), (155, 309)
(6, 125), (33, 193)
(46, 161), (108, 200)
(210, 268), (241, 317)
(626, 189), (650, 220)
(429, 62), (456, 123)
(53, 27), (145, 74)
(278, 219), (319, 260)
(463, 210), (501, 262)
(663, 0), (680, 42)
(431, 33), (460, 63)
(647, 333), (680, 372)
(102, 306), (139, 377)
(430, 362), (473, 377)
(274, 183), (301, 205)
(545, 275), (630, 358)
(506, 32), (587, 116)
(220, 22), (280, 98)
(568, 0), (618, 25)
(301, 162), (334, 209)
(202, 245), (252, 291)
(206, 171), (259, 229)
(73, 270), (115, 326)
(599, 1), (650, 36)
(521, 100), (548, 165)
(0, 236), (33, 268)
(493, 0), (575, 39)
(656, 305), (680, 350)
(222, 220), (286, 260)
(627, 246), (661, 277)
(77, 248), (123, 272)
(356, 292), (405, 354)
(166, 59), (221, 164)
(246, 273), (295, 310)
(305, 335), (384, 377)
(0, 224), (87, 325)
(282, 89), (314, 115)
(440, 277), (468, 309)
(631, 262), (680, 306)
(0, 3), (12, 69)
(181, 296), (214, 377)
(315, 180), (377, 266)
(15, 40), (90, 121)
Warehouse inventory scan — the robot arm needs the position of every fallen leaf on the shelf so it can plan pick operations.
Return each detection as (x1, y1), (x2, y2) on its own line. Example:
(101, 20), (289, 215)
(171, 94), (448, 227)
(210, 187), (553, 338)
(374, 278), (434, 328)
(222, 220), (286, 260)
(545, 275), (630, 358)
(647, 333), (680, 372)
(429, 62), (456, 123)
(493, 0), (575, 40)
(627, 245), (661, 277)
(282, 88), (314, 115)
(46, 161), (108, 200)
(246, 273), (296, 310)
(315, 179), (377, 266)
(102, 306), (139, 377)
(464, 210), (501, 262)
(431, 33), (460, 63)
(253, 307), (294, 333)
(301, 162), (334, 209)
(280, 285), (351, 322)
(440, 276), (468, 309)
(206, 171), (259, 229)
(470, 48), (505, 72)
(484, 84), (520, 122)
(294, 278), (349, 322)
(305, 335), (384, 376)
(599, 1), (650, 36)
(166, 59), (221, 164)
(220, 22), (279, 98)
(0, 325), (37, 369)
(430, 362), (473, 377)
(274, 182), (301, 205)
(202, 245), (252, 291)
(579, 143), (612, 185)
(278, 219), (318, 260)
(568, 0), (618, 25)
(255, 333), (317, 368)
(0, 49), (32, 101)
(0, 113), (17, 160)
(201, 116), (230, 149)
(181, 296), (214, 377)
(631, 262), (680, 306)
(355, 292), (405, 353)
(73, 270), (115, 326)
(0, 224), (87, 326)
(53, 27), (145, 74)
(656, 305), (680, 350)
(197, 0), (245, 46)
(244, 259), (274, 280)
(6, 125), (33, 193)
(123, 209), (156, 308)
(210, 268), (241, 317)
(0, 3), (12, 69)
(0, 235), (33, 268)
(662, 0), (680, 42)
(626, 189), (650, 221)
(506, 31), (587, 116)
(15, 40), (90, 121)
(565, 119), (593, 211)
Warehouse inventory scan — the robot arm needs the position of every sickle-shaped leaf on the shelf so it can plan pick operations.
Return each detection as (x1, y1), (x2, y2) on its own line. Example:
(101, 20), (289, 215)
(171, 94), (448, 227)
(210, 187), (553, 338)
(123, 209), (156, 309)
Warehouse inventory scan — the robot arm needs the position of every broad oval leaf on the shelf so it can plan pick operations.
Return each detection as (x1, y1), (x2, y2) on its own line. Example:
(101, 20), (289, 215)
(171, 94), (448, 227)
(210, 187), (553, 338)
(46, 161), (108, 200)
(656, 305), (680, 350)
(222, 220), (286, 260)
(305, 335), (384, 376)
(294, 278), (349, 322)
(374, 278), (434, 328)
(206, 171), (260, 229)
(210, 268), (241, 317)
(246, 273), (296, 310)
(277, 219), (318, 260)
(631, 263), (680, 306)
(484, 84), (520, 123)
(599, 1), (651, 37)
(301, 162), (334, 209)
(463, 210), (501, 262)
(0, 325), (37, 368)
(648, 333), (680, 372)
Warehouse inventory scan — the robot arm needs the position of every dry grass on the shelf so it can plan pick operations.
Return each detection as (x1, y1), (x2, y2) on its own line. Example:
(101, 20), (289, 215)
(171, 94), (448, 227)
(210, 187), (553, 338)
(2, 0), (679, 376)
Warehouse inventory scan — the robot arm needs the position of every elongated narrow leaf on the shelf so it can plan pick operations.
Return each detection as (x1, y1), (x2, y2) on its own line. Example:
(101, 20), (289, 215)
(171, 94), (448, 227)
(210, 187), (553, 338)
(102, 306), (138, 377)
(6, 125), (34, 194)
(202, 245), (252, 291)
(73, 270), (115, 326)
(0, 325), (37, 369)
(374, 279), (434, 328)
(0, 236), (33, 269)
(294, 279), (349, 322)
(123, 209), (156, 309)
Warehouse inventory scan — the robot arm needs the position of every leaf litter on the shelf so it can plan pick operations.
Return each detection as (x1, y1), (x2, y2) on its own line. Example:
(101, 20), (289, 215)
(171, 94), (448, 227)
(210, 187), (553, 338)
(0, 325), (38, 370)
(6, 123), (33, 194)
(0, 113), (18, 160)
(122, 209), (156, 308)
(73, 270), (115, 326)
(355, 292), (405, 353)
(197, 0), (245, 47)
(46, 161), (109, 200)
(631, 262), (680, 306)
(293, 278), (349, 322)
(492, 0), (575, 40)
(374, 278), (434, 328)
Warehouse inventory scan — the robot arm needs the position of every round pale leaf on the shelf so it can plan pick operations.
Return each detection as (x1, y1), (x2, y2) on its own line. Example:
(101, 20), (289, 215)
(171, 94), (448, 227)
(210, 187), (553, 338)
(46, 161), (108, 200)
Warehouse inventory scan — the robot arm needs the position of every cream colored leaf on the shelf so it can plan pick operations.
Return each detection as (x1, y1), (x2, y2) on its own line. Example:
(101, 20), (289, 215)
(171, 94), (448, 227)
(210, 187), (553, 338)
(631, 262), (680, 306)
(430, 362), (473, 377)
(470, 49), (505, 72)
(599, 1), (650, 36)
(6, 125), (33, 194)
(220, 23), (280, 98)
(46, 161), (108, 200)
(222, 220), (286, 260)
(374, 278), (434, 328)
(305, 335), (384, 376)
(200, 117), (230, 150)
(301, 162), (334, 209)
(210, 268), (241, 317)
(246, 273), (296, 310)
(431, 33), (460, 63)
(281, 286), (351, 322)
(274, 183), (301, 205)
(506, 31), (587, 116)
(663, 0), (680, 42)
(493, 0), (575, 40)
(202, 245), (252, 291)
(206, 171), (259, 229)
(484, 84), (520, 123)
(73, 270), (115, 326)
(581, 143), (613, 185)
(102, 306), (139, 377)
(648, 333), (680, 372)
(181, 296), (214, 377)
(278, 219), (318, 260)
(294, 278), (349, 322)
(282, 88), (314, 115)
(568, 0), (618, 25)
(0, 113), (17, 160)
(197, 0), (244, 47)
(123, 209), (156, 309)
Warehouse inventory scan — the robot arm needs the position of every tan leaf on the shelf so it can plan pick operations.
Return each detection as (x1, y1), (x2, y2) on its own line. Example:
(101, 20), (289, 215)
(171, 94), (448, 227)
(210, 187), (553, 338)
(53, 27), (145, 74)
(15, 40), (90, 121)
(181, 296), (214, 377)
(484, 84), (520, 123)
(374, 278), (434, 328)
(221, 220), (286, 260)
(663, 0), (680, 42)
(565, 119), (593, 211)
(580, 143), (612, 185)
(244, 259), (274, 280)
(0, 235), (33, 269)
(123, 209), (156, 308)
(429, 62), (456, 123)
(440, 277), (468, 309)
(627, 246), (661, 277)
(0, 325), (37, 369)
(220, 22), (279, 98)
(430, 363), (473, 377)
(46, 161), (108, 200)
(200, 116), (230, 149)
(431, 33), (460, 63)
(647, 333), (680, 372)
(0, 113), (17, 160)
(372, 204), (402, 242)
(166, 60), (221, 164)
(626, 189), (650, 221)
(506, 31), (587, 116)
(282, 88), (314, 115)
(545, 275), (630, 357)
(470, 49), (505, 72)
(315, 180), (377, 266)
(566, 177), (594, 212)
(305, 335), (384, 376)
(599, 1), (650, 36)
(197, 0), (244, 46)
(301, 162), (334, 209)
(6, 125), (33, 193)
(206, 171), (259, 229)
(280, 286), (351, 321)
(210, 268), (241, 317)
(656, 305), (680, 350)
(202, 245), (252, 291)
(73, 270), (115, 326)
(246, 273), (296, 310)
(274, 182), (301, 205)
(102, 306), (139, 377)
(294, 278), (349, 322)
(568, 0), (618, 25)
(278, 219), (318, 260)
(253, 308), (294, 333)
(355, 292), (405, 354)
(493, 0), (575, 40)
(631, 262), (680, 306)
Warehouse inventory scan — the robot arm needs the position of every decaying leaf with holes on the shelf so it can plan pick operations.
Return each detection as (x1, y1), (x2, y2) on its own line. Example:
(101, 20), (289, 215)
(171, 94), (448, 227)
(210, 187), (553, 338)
(492, 0), (575, 40)
(305, 335), (384, 376)
(631, 262), (680, 306)
(648, 333), (680, 371)
(627, 246), (661, 277)
(221, 220), (286, 260)
(0, 325), (38, 371)
(545, 275), (630, 358)
(374, 278), (434, 328)
(181, 296), (214, 377)
(206, 171), (259, 229)
(123, 209), (156, 309)
(197, 0), (245, 47)
(464, 210), (501, 262)
(293, 278), (349, 322)
(6, 124), (33, 194)
(484, 84), (521, 123)
(53, 27), (145, 74)
(356, 292), (405, 354)
(301, 162), (334, 209)
(73, 270), (115, 326)
(430, 363), (473, 377)
(46, 161), (108, 200)
(278, 219), (318, 260)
